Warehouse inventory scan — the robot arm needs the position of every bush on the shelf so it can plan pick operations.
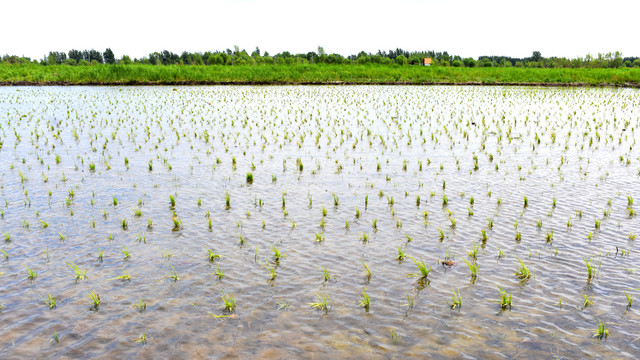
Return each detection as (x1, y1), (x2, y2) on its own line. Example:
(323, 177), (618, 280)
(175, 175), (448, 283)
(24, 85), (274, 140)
(633, 59), (640, 68)
(463, 58), (476, 67)
(64, 58), (77, 66)
(452, 60), (462, 67)
(78, 59), (90, 66)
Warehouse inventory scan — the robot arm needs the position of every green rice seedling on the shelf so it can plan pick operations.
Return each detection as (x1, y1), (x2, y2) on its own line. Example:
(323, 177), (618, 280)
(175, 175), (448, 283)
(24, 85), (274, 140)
(26, 265), (37, 280)
(481, 228), (488, 242)
(121, 217), (128, 229)
(463, 259), (478, 279)
(321, 206), (327, 217)
(628, 195), (634, 206)
(133, 300), (147, 311)
(276, 299), (289, 310)
(0, 249), (8, 260)
(514, 258), (531, 280)
(405, 233), (413, 243)
(112, 195), (118, 206)
(89, 163), (95, 171)
(372, 218), (377, 230)
(365, 195), (369, 208)
(271, 245), (284, 261)
(21, 220), (29, 228)
(237, 234), (245, 245)
(408, 256), (431, 278)
(396, 218), (402, 229)
(468, 242), (479, 259)
(629, 232), (636, 241)
(359, 288), (370, 310)
(42, 293), (56, 309)
(387, 196), (394, 206)
(404, 291), (414, 308)
(225, 191), (231, 209)
(362, 261), (371, 280)
(88, 290), (101, 308)
(133, 333), (147, 344)
(40, 220), (49, 228)
(416, 195), (421, 206)
(567, 217), (573, 228)
(450, 288), (462, 309)
(449, 216), (456, 228)
(344, 219), (349, 229)
(221, 291), (236, 312)
(122, 246), (131, 260)
(260, 261), (277, 281)
(552, 197), (557, 208)
(50, 331), (58, 344)
(496, 286), (512, 309)
(281, 196), (286, 209)
(132, 207), (142, 217)
(169, 194), (176, 208)
(214, 266), (224, 280)
(594, 219), (601, 230)
(3, 232), (9, 243)
(148, 160), (153, 171)
(545, 230), (553, 243)
(309, 293), (331, 311)
(396, 246), (406, 260)
(135, 232), (146, 243)
(207, 249), (221, 262)
(390, 328), (400, 343)
(469, 196), (475, 206)
(628, 207), (637, 217)
(111, 269), (132, 281)
(315, 232), (325, 242)
(587, 232), (594, 241)
(497, 247), (504, 259)
(536, 219), (542, 228)
(515, 231), (522, 242)
(354, 207), (360, 218)
(442, 194), (448, 206)
(333, 193), (339, 206)
(171, 216), (182, 231)
(207, 217), (212, 230)
(438, 228), (445, 241)
(583, 257), (600, 281)
(97, 249), (103, 262)
(487, 219), (493, 229)
(58, 232), (65, 241)
(320, 266), (334, 282)
(468, 207), (474, 216)
(67, 262), (87, 280)
(523, 196), (528, 208)
(168, 265), (179, 281)
(593, 321), (609, 340)
(624, 291), (632, 307)
(246, 172), (253, 183)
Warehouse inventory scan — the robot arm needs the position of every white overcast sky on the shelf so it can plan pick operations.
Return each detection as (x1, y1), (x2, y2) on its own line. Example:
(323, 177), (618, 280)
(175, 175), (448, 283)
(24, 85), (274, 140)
(3, 0), (639, 60)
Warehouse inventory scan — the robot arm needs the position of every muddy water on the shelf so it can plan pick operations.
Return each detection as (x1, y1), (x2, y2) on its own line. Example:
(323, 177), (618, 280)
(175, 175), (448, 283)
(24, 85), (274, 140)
(0, 86), (639, 359)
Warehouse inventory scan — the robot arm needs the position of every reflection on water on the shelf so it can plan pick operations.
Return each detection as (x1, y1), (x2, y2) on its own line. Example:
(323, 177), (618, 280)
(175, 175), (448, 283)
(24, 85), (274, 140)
(0, 85), (639, 358)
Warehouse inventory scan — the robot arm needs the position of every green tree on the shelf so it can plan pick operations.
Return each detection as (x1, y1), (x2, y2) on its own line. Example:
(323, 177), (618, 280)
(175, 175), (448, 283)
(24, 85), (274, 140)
(103, 48), (115, 64)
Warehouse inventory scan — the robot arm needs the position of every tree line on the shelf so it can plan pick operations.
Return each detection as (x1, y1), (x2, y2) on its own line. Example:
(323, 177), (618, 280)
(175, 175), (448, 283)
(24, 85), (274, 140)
(2, 47), (640, 69)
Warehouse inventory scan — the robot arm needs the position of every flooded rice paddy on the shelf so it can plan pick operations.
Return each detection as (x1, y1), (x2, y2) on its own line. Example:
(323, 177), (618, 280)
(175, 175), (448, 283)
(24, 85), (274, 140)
(0, 85), (639, 359)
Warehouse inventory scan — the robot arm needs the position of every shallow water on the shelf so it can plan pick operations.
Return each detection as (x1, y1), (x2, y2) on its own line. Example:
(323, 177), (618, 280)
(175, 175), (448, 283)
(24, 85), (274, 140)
(0, 85), (639, 359)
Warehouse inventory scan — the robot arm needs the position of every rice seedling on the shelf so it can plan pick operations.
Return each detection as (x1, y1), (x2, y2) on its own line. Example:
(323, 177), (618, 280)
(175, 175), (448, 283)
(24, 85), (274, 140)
(50, 331), (59, 344)
(276, 299), (289, 310)
(225, 191), (231, 209)
(629, 232), (636, 240)
(260, 261), (277, 281)
(390, 328), (400, 343)
(122, 246), (131, 260)
(442, 194), (448, 206)
(319, 266), (334, 282)
(121, 217), (128, 229)
(214, 266), (224, 280)
(624, 291), (632, 307)
(594, 219), (601, 230)
(463, 259), (478, 279)
(0, 248), (8, 260)
(168, 265), (179, 281)
(372, 218), (377, 230)
(221, 291), (236, 312)
(362, 261), (371, 280)
(536, 219), (542, 228)
(450, 288), (462, 309)
(207, 249), (222, 262)
(449, 216), (456, 228)
(25, 265), (37, 280)
(315, 232), (325, 242)
(111, 269), (132, 281)
(480, 228), (488, 242)
(132, 207), (142, 217)
(523, 196), (528, 208)
(583, 256), (600, 281)
(67, 262), (87, 280)
(359, 288), (370, 310)
(42, 293), (56, 309)
(593, 320), (609, 340)
(246, 172), (253, 183)
(468, 242), (479, 259)
(396, 246), (406, 260)
(497, 247), (504, 259)
(496, 286), (512, 309)
(133, 333), (147, 344)
(628, 195), (634, 206)
(514, 258), (531, 280)
(132, 300), (147, 311)
(171, 216), (182, 231)
(438, 228), (445, 241)
(3, 232), (9, 243)
(97, 249), (103, 262)
(112, 195), (118, 206)
(309, 293), (331, 311)
(40, 220), (49, 228)
(88, 290), (101, 309)
(545, 230), (554, 243)
(407, 256), (431, 278)
(487, 218), (494, 229)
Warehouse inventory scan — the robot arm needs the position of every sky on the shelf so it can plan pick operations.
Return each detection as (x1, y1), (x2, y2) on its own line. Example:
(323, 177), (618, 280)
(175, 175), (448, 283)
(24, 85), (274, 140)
(3, 0), (639, 60)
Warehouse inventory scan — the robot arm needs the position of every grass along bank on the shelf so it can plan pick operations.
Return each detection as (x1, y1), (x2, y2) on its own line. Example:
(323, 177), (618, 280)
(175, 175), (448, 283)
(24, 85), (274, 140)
(1, 64), (640, 86)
